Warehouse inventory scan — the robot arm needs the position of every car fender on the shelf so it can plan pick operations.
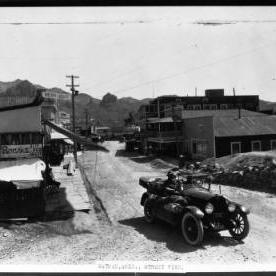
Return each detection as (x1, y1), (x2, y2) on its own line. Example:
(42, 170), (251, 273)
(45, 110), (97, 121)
(140, 192), (149, 206)
(184, 206), (204, 219)
(141, 192), (156, 206)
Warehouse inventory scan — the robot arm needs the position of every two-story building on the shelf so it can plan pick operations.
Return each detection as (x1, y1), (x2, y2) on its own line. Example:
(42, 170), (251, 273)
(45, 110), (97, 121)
(138, 89), (259, 120)
(136, 89), (276, 159)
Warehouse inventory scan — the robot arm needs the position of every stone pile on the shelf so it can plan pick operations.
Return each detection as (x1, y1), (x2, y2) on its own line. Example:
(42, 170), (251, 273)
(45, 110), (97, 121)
(211, 156), (276, 193)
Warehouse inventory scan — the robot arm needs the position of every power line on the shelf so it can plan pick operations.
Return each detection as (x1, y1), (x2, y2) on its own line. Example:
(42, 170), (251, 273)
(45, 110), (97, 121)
(113, 38), (276, 95)
(87, 37), (199, 90)
(87, 27), (276, 95)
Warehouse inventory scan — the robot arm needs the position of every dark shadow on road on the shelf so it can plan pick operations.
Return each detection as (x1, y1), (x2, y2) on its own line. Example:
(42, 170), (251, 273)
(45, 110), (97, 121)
(43, 187), (75, 221)
(115, 149), (146, 159)
(119, 216), (242, 253)
(0, 187), (95, 237)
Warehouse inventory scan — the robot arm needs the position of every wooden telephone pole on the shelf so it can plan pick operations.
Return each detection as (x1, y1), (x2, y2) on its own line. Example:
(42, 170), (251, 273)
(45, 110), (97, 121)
(66, 75), (79, 163)
(85, 108), (89, 138)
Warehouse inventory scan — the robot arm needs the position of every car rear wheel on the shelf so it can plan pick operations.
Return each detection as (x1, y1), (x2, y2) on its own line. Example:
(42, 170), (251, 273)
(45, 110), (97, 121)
(144, 199), (155, 223)
(181, 212), (204, 246)
(229, 211), (250, 241)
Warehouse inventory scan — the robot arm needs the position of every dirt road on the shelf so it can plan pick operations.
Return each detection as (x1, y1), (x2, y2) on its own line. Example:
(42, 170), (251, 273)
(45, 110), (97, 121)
(81, 141), (276, 264)
(1, 141), (276, 266)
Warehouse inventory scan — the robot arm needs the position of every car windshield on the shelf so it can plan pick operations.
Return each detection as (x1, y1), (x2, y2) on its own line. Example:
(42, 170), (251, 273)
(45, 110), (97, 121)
(175, 175), (210, 192)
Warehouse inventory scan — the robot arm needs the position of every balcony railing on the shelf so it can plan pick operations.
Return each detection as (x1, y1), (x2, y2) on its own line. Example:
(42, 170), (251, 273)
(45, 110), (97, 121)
(145, 130), (182, 138)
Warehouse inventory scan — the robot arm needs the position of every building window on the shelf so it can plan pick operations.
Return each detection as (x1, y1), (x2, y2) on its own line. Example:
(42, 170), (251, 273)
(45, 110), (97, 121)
(21, 133), (31, 145)
(1, 134), (13, 145)
(193, 104), (201, 110)
(31, 133), (42, 144)
(203, 104), (217, 110)
(251, 140), (261, 151)
(186, 105), (194, 110)
(220, 104), (228, 109)
(1, 134), (9, 145)
(192, 141), (197, 154)
(209, 104), (217, 110)
(231, 142), (241, 155)
(10, 134), (20, 145)
(227, 104), (234, 109)
(192, 140), (207, 155)
(271, 140), (276, 150)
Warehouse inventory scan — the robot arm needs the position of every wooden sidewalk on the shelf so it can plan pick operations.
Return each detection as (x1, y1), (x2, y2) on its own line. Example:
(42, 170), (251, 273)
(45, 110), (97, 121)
(45, 155), (91, 216)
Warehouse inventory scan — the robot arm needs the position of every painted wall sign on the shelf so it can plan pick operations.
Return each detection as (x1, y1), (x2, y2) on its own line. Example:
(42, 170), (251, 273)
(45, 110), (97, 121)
(0, 144), (43, 158)
(42, 91), (71, 101)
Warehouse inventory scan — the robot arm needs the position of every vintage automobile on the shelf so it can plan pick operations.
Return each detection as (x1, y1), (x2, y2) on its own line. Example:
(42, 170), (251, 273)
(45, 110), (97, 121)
(139, 170), (250, 246)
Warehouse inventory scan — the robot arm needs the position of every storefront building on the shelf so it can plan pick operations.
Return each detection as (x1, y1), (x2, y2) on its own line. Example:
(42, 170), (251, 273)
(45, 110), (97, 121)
(0, 106), (43, 159)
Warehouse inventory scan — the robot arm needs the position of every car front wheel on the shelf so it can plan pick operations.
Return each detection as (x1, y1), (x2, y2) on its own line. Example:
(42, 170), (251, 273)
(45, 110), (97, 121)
(181, 212), (204, 246)
(229, 211), (250, 241)
(144, 199), (155, 223)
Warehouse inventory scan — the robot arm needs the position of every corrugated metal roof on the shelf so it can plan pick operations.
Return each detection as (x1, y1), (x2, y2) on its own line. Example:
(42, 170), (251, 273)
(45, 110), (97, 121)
(214, 115), (276, 137)
(181, 109), (265, 119)
(0, 106), (41, 133)
(147, 117), (174, 123)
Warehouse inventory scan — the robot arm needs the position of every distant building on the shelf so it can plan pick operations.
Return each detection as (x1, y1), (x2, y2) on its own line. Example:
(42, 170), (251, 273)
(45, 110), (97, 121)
(183, 114), (276, 160)
(137, 89), (259, 121)
(59, 111), (71, 129)
(0, 95), (32, 108)
(141, 109), (276, 159)
(136, 89), (274, 158)
(42, 90), (71, 101)
(95, 126), (112, 138)
(41, 98), (58, 123)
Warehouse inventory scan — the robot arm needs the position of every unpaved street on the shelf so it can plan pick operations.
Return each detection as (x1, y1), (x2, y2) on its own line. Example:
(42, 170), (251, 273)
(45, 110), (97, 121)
(1, 141), (276, 265)
(81, 141), (276, 264)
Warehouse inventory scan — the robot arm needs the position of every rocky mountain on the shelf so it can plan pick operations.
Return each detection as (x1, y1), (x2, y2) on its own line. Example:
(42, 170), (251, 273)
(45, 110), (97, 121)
(5, 79), (274, 128)
(0, 79), (151, 128)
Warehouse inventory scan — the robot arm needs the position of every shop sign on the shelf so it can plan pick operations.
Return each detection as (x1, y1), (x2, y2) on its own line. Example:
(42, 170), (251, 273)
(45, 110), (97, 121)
(0, 144), (43, 158)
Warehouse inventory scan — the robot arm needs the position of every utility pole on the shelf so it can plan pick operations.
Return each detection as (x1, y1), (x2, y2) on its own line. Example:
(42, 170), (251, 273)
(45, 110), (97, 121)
(66, 75), (79, 164)
(85, 108), (89, 138)
(233, 87), (241, 119)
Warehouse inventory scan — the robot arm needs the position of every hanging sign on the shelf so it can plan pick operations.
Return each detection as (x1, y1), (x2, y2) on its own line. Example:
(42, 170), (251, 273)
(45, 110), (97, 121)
(0, 144), (43, 158)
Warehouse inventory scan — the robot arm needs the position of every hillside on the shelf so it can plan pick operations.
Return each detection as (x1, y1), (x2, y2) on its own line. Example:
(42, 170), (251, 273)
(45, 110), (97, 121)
(3, 79), (274, 128)
(0, 79), (151, 128)
(259, 99), (276, 112)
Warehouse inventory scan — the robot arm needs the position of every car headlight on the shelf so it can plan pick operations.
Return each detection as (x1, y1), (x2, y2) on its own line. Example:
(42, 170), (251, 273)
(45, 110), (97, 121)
(228, 203), (236, 212)
(240, 205), (250, 214)
(205, 203), (214, 214)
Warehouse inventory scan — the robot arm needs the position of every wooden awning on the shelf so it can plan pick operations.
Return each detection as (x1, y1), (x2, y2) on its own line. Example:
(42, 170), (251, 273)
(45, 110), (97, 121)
(43, 120), (109, 152)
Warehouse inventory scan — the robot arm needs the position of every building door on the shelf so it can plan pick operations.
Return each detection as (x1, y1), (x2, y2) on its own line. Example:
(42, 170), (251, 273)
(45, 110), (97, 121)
(271, 140), (276, 150)
(231, 142), (241, 155)
(251, 140), (261, 151)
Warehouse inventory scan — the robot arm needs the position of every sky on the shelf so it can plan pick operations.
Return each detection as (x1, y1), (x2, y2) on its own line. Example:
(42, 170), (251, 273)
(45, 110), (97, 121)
(1, 7), (276, 101)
